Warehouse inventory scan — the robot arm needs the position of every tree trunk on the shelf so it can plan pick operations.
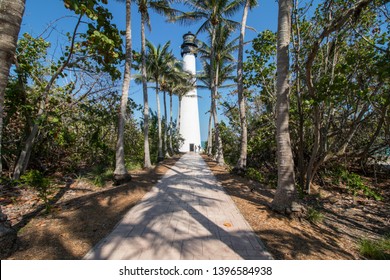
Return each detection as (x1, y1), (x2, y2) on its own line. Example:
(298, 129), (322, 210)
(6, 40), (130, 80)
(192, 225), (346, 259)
(0, 0), (26, 174)
(13, 124), (38, 179)
(163, 91), (170, 157)
(177, 96), (182, 152)
(305, 105), (320, 194)
(292, 0), (305, 188)
(207, 108), (213, 156)
(271, 0), (297, 214)
(235, 0), (250, 171)
(168, 92), (173, 154)
(213, 55), (225, 166)
(114, 0), (132, 184)
(212, 99), (224, 165)
(209, 25), (224, 166)
(141, 13), (151, 168)
(156, 81), (164, 162)
(360, 105), (388, 165)
(209, 26), (217, 160)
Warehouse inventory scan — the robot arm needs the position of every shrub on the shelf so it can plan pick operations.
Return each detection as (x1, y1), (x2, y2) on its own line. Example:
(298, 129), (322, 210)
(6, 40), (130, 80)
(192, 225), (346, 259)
(20, 170), (52, 212)
(331, 167), (382, 201)
(246, 167), (264, 183)
(359, 235), (390, 259)
(91, 166), (113, 187)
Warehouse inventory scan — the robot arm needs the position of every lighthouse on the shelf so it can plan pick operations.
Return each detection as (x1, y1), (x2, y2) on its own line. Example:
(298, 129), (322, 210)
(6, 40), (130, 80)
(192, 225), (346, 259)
(179, 32), (201, 153)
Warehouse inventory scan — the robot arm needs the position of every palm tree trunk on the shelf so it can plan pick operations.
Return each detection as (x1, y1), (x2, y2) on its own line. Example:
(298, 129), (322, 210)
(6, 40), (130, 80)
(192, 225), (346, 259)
(212, 99), (224, 164)
(271, 0), (297, 214)
(169, 92), (173, 154)
(236, 0), (250, 171)
(156, 81), (164, 162)
(210, 26), (225, 166)
(0, 0), (26, 174)
(163, 91), (170, 157)
(207, 108), (213, 156)
(214, 60), (225, 165)
(141, 12), (152, 168)
(114, 0), (132, 183)
(177, 95), (182, 152)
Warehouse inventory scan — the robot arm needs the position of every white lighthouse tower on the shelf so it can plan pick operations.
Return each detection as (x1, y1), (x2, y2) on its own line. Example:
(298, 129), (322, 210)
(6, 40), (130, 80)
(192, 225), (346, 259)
(179, 32), (201, 153)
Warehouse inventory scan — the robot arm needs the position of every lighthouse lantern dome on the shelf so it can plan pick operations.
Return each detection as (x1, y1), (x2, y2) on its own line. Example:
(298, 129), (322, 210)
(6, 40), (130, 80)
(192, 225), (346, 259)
(181, 31), (198, 57)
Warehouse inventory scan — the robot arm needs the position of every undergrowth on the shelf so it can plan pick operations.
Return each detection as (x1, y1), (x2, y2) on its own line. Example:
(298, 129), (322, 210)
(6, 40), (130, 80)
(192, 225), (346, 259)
(324, 166), (382, 200)
(306, 207), (324, 224)
(88, 165), (114, 187)
(359, 234), (390, 259)
(20, 170), (52, 213)
(245, 167), (264, 183)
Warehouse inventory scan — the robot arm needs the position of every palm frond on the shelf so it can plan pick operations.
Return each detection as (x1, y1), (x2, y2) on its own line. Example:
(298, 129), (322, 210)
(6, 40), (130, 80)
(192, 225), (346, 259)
(224, 0), (245, 18)
(169, 11), (208, 26)
(196, 19), (212, 35)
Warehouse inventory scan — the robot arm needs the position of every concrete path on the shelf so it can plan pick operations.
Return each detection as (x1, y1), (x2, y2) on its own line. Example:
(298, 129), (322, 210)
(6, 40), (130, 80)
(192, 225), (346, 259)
(84, 153), (272, 260)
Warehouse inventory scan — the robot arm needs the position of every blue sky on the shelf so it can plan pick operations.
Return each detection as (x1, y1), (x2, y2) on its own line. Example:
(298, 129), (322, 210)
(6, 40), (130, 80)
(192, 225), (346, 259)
(20, 0), (279, 141)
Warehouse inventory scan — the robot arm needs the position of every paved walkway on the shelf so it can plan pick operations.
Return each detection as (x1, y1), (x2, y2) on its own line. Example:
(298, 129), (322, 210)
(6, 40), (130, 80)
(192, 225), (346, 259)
(84, 153), (272, 260)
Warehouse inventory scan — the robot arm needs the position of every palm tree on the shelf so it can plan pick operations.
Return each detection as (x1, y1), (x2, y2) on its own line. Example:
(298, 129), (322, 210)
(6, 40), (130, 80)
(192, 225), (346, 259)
(134, 0), (174, 168)
(145, 40), (175, 162)
(169, 0), (242, 165)
(0, 0), (25, 255)
(114, 0), (132, 184)
(271, 0), (297, 214)
(0, 0), (26, 174)
(198, 59), (235, 157)
(235, 0), (257, 172)
(198, 24), (238, 162)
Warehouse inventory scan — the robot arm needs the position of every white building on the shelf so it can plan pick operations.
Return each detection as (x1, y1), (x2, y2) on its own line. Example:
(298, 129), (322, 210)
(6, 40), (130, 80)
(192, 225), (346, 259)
(179, 32), (201, 153)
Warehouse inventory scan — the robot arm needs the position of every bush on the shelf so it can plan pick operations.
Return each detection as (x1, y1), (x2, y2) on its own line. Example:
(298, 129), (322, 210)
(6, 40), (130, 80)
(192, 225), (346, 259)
(246, 167), (264, 183)
(90, 166), (113, 187)
(359, 235), (390, 259)
(20, 170), (52, 212)
(330, 167), (382, 200)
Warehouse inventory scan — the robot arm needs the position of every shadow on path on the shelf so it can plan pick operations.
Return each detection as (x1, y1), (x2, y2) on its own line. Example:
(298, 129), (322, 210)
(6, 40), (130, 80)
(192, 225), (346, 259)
(85, 153), (272, 260)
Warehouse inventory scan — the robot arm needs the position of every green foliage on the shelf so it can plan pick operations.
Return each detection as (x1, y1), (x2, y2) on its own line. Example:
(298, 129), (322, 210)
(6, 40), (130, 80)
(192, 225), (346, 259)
(125, 161), (142, 171)
(359, 235), (390, 260)
(20, 170), (52, 213)
(218, 121), (239, 165)
(91, 166), (114, 187)
(243, 30), (276, 91)
(332, 168), (382, 201)
(306, 207), (324, 224)
(64, 0), (123, 80)
(4, 29), (143, 179)
(245, 167), (264, 183)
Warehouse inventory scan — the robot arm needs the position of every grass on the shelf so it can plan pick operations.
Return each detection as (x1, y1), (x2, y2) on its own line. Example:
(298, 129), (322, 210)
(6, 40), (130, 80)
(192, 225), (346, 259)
(90, 165), (114, 187)
(359, 235), (390, 259)
(72, 161), (143, 188)
(125, 161), (142, 171)
(74, 165), (114, 188)
(306, 207), (324, 224)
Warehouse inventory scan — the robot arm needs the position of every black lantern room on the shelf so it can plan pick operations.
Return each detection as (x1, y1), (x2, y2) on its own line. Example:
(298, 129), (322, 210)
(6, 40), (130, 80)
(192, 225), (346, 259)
(181, 31), (198, 57)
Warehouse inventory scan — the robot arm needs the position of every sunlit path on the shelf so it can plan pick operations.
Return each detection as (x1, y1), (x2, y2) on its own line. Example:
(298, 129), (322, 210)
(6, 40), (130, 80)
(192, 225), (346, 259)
(84, 153), (272, 260)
